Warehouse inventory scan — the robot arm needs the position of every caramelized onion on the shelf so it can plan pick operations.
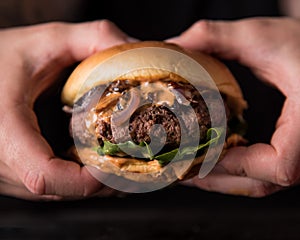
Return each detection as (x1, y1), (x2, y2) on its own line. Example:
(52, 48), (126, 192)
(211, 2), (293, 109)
(95, 92), (122, 112)
(111, 89), (140, 125)
(169, 88), (190, 106)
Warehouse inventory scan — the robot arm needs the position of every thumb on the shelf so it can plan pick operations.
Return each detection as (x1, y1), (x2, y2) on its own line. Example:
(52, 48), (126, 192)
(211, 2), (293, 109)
(10, 19), (138, 102)
(62, 19), (138, 61)
(166, 18), (285, 86)
(166, 18), (283, 69)
(167, 20), (242, 60)
(21, 19), (137, 72)
(1, 104), (102, 197)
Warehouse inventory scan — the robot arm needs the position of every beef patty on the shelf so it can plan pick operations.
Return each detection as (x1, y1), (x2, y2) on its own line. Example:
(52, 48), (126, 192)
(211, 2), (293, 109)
(92, 80), (225, 149)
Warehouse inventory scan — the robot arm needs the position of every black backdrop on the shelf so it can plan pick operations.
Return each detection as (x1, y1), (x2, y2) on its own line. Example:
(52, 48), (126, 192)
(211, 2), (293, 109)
(2, 0), (299, 239)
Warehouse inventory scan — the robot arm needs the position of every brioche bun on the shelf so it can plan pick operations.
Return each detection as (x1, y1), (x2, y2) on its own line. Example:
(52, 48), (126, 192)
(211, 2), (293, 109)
(62, 41), (246, 116)
(62, 41), (247, 183)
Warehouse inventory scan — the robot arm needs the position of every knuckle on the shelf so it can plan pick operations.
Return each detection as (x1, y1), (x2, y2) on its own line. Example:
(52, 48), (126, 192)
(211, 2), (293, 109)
(87, 19), (125, 53)
(188, 20), (222, 53)
(191, 20), (212, 34)
(25, 22), (66, 70)
(23, 170), (46, 195)
(275, 162), (298, 187)
(95, 19), (116, 34)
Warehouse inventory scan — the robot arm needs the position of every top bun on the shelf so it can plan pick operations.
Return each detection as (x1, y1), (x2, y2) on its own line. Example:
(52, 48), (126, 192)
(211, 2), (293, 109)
(61, 41), (246, 116)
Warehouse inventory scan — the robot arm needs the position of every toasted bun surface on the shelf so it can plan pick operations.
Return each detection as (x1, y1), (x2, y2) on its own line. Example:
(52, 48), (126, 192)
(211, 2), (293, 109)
(61, 41), (246, 117)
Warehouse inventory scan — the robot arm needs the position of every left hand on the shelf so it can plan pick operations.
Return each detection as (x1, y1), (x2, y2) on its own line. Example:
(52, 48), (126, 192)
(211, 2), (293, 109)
(168, 17), (300, 197)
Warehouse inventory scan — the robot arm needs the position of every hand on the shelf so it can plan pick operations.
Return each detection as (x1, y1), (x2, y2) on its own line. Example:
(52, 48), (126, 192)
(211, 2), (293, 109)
(168, 17), (300, 197)
(0, 20), (133, 200)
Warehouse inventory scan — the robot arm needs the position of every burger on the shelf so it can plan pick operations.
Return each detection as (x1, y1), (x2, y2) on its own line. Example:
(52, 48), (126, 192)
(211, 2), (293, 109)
(61, 41), (247, 183)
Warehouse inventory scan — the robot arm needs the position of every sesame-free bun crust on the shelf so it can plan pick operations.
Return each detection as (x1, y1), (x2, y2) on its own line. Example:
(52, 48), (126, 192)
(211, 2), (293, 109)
(61, 41), (247, 116)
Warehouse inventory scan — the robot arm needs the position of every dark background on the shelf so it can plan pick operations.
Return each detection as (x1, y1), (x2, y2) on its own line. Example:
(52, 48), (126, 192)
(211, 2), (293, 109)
(1, 0), (299, 239)
(1, 185), (300, 240)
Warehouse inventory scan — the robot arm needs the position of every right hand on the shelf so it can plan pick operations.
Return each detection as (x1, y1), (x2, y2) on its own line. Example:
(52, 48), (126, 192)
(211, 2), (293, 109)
(0, 20), (134, 200)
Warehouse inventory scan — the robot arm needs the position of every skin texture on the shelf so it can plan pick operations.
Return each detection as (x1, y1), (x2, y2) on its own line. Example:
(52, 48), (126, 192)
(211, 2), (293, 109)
(0, 20), (133, 200)
(168, 17), (300, 197)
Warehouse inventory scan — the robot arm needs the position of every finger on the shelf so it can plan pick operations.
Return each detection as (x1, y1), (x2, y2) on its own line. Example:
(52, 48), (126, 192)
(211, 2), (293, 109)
(62, 19), (137, 61)
(0, 20), (129, 198)
(21, 19), (135, 66)
(169, 18), (300, 187)
(167, 20), (243, 58)
(11, 20), (137, 98)
(1, 104), (104, 197)
(167, 18), (282, 71)
(217, 98), (300, 187)
(166, 19), (266, 61)
(0, 160), (23, 187)
(0, 182), (62, 201)
(189, 165), (282, 197)
(167, 18), (300, 94)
